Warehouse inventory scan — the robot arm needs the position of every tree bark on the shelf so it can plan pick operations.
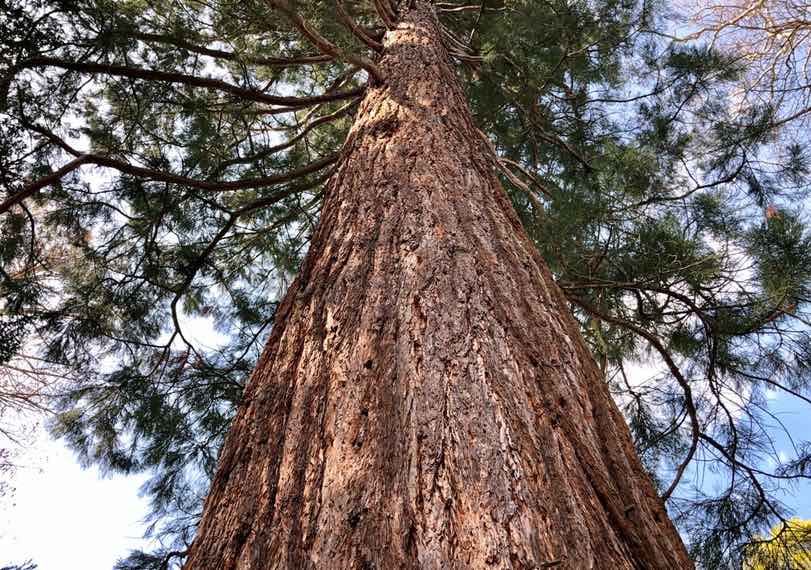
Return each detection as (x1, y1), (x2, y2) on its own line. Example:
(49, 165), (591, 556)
(184, 4), (693, 569)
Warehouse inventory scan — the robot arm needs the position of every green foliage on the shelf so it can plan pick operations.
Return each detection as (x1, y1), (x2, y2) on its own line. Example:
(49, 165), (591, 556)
(1, 1), (810, 568)
(0, 314), (31, 363)
(749, 209), (811, 302)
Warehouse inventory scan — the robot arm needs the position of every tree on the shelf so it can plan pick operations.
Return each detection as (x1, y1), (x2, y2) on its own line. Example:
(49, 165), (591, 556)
(678, 0), (811, 128)
(0, 352), (62, 497)
(184, 6), (692, 567)
(1, 210), (79, 496)
(744, 518), (811, 569)
(1, 0), (810, 568)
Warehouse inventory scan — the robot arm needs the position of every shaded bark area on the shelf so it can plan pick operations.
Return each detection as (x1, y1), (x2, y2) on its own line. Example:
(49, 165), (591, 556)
(184, 4), (692, 569)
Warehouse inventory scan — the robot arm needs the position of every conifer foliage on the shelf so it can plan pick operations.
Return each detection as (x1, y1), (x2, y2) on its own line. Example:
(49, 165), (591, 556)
(1, 0), (810, 567)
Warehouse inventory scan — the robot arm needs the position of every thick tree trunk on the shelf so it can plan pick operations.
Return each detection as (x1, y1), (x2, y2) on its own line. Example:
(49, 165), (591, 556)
(184, 4), (692, 569)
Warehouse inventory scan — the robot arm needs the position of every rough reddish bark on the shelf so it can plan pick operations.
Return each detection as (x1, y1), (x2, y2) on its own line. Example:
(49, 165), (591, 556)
(184, 4), (693, 569)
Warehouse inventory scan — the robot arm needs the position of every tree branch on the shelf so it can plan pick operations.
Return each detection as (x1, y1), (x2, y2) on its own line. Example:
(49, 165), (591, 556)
(1, 155), (92, 215)
(267, 0), (384, 83)
(128, 31), (334, 67)
(568, 295), (701, 501)
(373, 0), (397, 29)
(2, 123), (341, 213)
(16, 57), (365, 108)
(212, 97), (360, 176)
(166, 170), (332, 351)
(335, 1), (384, 52)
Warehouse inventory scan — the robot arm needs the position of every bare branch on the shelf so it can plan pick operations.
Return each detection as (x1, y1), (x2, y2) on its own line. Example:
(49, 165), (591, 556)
(679, 0), (811, 126)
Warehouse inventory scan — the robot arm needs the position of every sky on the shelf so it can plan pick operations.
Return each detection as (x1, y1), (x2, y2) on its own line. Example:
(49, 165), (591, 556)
(0, 313), (229, 570)
(0, 428), (151, 569)
(681, 390), (811, 518)
(756, 393), (811, 517)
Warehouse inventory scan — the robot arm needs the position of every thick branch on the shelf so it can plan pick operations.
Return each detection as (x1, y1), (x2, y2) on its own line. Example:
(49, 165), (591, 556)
(373, 0), (398, 29)
(4, 123), (340, 211)
(128, 31), (333, 67)
(1, 155), (91, 215)
(268, 0), (384, 83)
(336, 1), (384, 51)
(16, 57), (365, 108)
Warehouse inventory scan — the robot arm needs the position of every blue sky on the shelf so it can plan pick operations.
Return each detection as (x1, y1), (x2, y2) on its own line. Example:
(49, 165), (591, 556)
(759, 392), (811, 516)
(683, 390), (811, 515)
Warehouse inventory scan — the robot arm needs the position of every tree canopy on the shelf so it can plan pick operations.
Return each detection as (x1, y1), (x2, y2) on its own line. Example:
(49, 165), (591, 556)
(678, 0), (811, 129)
(1, 0), (810, 567)
(744, 518), (811, 569)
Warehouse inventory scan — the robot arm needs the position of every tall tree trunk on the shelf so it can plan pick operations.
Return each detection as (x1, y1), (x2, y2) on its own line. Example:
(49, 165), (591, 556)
(184, 4), (692, 569)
